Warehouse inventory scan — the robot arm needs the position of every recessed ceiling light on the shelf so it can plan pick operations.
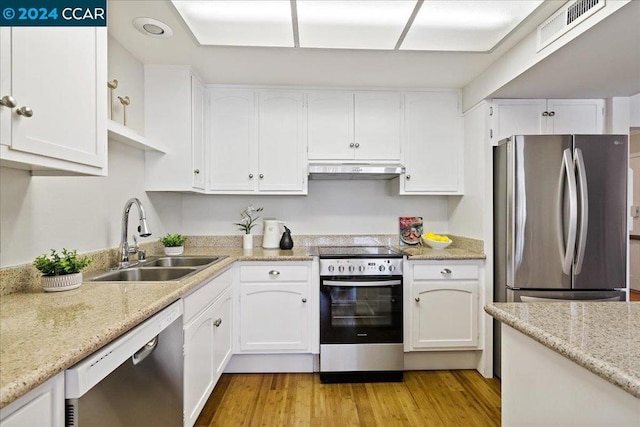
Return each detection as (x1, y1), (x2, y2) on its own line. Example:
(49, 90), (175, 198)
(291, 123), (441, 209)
(133, 17), (173, 39)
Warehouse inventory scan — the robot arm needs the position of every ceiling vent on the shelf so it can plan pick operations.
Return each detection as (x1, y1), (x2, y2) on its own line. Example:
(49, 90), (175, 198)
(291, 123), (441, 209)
(537, 0), (605, 52)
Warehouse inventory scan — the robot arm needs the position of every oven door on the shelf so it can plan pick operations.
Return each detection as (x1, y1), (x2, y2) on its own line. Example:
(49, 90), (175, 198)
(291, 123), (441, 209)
(320, 276), (403, 344)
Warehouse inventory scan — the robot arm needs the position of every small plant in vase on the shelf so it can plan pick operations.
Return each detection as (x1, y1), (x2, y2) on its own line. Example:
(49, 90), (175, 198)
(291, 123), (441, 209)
(159, 233), (187, 255)
(235, 205), (263, 249)
(34, 249), (93, 292)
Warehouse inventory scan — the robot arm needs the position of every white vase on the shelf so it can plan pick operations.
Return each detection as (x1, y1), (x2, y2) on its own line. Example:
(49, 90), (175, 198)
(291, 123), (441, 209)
(42, 272), (83, 292)
(243, 234), (253, 250)
(164, 246), (184, 255)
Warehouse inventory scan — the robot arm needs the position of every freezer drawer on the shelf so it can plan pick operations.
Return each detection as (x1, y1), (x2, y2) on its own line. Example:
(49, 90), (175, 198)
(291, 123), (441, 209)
(506, 288), (626, 302)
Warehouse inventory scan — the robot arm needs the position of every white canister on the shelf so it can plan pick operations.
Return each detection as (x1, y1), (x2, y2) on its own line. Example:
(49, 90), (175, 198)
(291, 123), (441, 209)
(262, 219), (283, 249)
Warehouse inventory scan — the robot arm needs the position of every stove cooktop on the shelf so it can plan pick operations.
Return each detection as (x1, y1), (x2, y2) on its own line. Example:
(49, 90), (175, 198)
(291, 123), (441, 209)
(317, 246), (405, 258)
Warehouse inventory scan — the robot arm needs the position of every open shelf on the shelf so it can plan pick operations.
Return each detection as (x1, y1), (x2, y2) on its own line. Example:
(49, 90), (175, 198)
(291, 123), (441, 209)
(107, 120), (165, 153)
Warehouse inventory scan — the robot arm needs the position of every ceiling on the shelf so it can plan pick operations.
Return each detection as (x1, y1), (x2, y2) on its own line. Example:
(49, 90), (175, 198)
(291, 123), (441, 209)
(107, 0), (640, 102)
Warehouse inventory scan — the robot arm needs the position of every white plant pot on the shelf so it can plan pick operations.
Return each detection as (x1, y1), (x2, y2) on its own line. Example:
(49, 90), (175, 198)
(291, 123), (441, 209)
(164, 246), (184, 256)
(243, 234), (253, 250)
(42, 272), (83, 292)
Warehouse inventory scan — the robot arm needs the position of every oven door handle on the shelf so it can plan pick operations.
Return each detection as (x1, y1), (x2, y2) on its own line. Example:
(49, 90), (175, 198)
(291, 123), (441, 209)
(322, 280), (402, 287)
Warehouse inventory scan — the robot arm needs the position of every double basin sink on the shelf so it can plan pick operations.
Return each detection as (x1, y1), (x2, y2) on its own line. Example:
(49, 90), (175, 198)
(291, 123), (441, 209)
(87, 256), (225, 283)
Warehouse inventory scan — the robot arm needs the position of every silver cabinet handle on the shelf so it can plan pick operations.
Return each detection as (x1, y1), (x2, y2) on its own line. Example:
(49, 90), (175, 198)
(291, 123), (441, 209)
(302, 298), (307, 303)
(268, 270), (280, 276)
(441, 268), (452, 275)
(259, 174), (264, 179)
(16, 106), (33, 117)
(415, 297), (420, 302)
(0, 95), (17, 108)
(406, 175), (411, 180)
(542, 111), (549, 117)
(214, 318), (222, 327)
(249, 173), (254, 179)
(194, 169), (200, 174)
(354, 143), (360, 148)
(349, 143), (355, 148)
(548, 111), (555, 117)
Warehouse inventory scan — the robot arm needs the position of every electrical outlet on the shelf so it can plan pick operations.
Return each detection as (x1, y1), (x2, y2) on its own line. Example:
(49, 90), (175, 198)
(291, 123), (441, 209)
(631, 205), (640, 218)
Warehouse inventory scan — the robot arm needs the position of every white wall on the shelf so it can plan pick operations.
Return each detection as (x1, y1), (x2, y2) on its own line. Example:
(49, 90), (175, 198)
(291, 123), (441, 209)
(107, 37), (145, 133)
(0, 143), (180, 267)
(181, 181), (449, 237)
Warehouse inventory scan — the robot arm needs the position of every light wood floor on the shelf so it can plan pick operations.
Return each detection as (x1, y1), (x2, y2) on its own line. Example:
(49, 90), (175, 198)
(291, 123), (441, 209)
(195, 370), (501, 427)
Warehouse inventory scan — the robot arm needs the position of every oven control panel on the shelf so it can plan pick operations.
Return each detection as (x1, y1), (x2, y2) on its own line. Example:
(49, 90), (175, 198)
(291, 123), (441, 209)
(319, 258), (403, 276)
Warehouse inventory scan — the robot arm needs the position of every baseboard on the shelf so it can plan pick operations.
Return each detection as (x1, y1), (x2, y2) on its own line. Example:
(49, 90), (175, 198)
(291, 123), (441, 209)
(404, 351), (482, 370)
(224, 353), (316, 373)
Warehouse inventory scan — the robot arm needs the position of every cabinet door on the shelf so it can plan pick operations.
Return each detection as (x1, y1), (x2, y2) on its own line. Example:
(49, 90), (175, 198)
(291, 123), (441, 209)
(0, 27), (106, 173)
(209, 89), (255, 192)
(257, 91), (306, 192)
(212, 288), (233, 381)
(403, 92), (461, 193)
(411, 281), (478, 349)
(0, 373), (64, 427)
(546, 99), (604, 134)
(183, 303), (216, 427)
(492, 99), (546, 143)
(240, 283), (309, 351)
(354, 92), (401, 160)
(307, 91), (354, 160)
(191, 76), (207, 190)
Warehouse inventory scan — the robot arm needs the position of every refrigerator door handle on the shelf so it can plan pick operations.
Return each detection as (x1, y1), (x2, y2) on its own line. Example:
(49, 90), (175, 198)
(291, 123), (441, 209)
(558, 149), (578, 275)
(574, 148), (589, 274)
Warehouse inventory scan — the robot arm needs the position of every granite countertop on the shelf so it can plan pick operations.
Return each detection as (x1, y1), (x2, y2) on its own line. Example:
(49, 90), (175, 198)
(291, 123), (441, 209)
(0, 242), (483, 408)
(486, 302), (640, 399)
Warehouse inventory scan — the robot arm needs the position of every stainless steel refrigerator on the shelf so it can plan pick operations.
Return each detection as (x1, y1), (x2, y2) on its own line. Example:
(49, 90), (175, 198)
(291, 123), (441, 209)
(493, 134), (628, 376)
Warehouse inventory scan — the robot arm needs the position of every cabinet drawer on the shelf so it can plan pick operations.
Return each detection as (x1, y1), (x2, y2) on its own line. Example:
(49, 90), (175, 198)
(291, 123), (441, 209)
(412, 264), (478, 280)
(239, 265), (309, 283)
(184, 268), (233, 323)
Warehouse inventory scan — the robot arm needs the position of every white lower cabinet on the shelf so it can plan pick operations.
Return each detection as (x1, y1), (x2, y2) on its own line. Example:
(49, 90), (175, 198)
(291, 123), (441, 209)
(0, 373), (64, 427)
(183, 269), (233, 427)
(237, 263), (311, 353)
(406, 261), (479, 351)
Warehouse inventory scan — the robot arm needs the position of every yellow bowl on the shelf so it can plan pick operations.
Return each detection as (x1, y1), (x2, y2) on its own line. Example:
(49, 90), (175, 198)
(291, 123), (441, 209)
(422, 237), (452, 250)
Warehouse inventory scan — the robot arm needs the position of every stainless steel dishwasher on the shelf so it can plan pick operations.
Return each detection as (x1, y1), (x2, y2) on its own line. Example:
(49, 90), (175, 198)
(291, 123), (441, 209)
(65, 301), (183, 427)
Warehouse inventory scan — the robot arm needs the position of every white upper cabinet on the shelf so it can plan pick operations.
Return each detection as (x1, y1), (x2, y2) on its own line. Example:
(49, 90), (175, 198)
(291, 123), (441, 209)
(209, 89), (255, 192)
(257, 91), (306, 192)
(208, 88), (307, 195)
(144, 66), (207, 191)
(401, 91), (462, 194)
(307, 91), (401, 161)
(491, 98), (605, 143)
(0, 27), (107, 175)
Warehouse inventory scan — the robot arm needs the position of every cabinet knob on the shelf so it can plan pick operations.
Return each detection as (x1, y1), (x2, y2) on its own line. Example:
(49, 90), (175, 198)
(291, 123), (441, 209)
(16, 106), (33, 117)
(214, 318), (222, 327)
(349, 143), (355, 148)
(259, 174), (264, 179)
(302, 298), (307, 303)
(268, 270), (280, 276)
(249, 173), (254, 179)
(354, 143), (360, 148)
(548, 111), (555, 117)
(0, 95), (17, 109)
(542, 111), (549, 117)
(406, 175), (411, 180)
(415, 297), (420, 302)
(194, 169), (200, 175)
(441, 268), (452, 275)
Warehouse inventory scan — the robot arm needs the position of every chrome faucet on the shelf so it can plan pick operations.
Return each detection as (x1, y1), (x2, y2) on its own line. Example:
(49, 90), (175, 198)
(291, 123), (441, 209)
(118, 198), (152, 268)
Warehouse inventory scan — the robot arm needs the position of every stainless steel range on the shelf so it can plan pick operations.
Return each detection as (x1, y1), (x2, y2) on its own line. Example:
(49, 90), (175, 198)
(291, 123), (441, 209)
(318, 246), (404, 383)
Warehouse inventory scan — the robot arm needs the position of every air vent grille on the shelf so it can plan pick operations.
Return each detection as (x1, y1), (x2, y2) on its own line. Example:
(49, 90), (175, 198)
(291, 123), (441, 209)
(537, 0), (606, 52)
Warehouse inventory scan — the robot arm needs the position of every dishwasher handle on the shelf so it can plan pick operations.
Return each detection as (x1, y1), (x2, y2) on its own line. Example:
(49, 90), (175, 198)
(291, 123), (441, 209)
(132, 336), (158, 365)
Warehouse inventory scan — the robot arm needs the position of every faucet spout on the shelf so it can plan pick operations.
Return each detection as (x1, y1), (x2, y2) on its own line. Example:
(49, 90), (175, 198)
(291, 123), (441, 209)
(119, 198), (152, 267)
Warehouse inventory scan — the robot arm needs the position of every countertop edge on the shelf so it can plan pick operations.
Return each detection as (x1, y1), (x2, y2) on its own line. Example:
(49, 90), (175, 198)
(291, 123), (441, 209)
(485, 304), (640, 399)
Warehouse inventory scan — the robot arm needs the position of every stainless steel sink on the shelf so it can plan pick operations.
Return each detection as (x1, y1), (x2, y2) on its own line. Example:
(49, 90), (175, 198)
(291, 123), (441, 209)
(87, 255), (227, 283)
(88, 267), (198, 282)
(140, 256), (221, 268)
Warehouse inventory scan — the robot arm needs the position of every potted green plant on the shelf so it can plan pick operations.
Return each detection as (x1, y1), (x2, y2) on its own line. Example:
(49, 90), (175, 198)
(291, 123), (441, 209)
(159, 233), (187, 255)
(34, 249), (93, 292)
(234, 205), (263, 249)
